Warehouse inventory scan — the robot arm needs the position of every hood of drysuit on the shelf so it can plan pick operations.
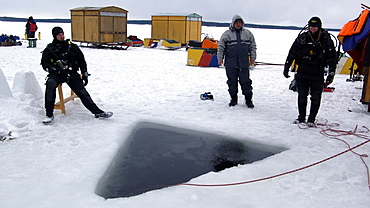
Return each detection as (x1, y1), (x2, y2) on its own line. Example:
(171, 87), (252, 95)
(229, 14), (245, 31)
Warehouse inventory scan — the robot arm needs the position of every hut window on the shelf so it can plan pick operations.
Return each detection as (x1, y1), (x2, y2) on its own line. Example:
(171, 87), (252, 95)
(187, 17), (201, 21)
(100, 12), (127, 17)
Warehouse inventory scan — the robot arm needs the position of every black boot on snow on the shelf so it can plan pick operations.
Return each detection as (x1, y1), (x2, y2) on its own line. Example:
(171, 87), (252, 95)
(245, 95), (254, 108)
(229, 95), (238, 107)
(246, 100), (254, 108)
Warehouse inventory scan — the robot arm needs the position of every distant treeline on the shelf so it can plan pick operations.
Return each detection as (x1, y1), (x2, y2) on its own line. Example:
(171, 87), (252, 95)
(0, 17), (70, 23)
(0, 16), (340, 31)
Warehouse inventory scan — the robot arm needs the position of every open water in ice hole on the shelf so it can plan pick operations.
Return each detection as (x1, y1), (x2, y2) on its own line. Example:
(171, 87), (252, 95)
(95, 122), (287, 198)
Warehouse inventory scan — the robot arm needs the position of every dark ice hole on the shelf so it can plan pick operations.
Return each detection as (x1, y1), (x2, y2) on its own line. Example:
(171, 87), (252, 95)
(95, 122), (286, 198)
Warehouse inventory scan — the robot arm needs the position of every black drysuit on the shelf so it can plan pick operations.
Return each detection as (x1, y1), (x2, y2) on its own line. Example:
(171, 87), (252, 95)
(41, 39), (104, 117)
(284, 29), (337, 122)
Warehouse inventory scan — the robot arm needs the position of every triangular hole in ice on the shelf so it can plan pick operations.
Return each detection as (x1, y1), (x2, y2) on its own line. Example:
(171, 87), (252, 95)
(95, 122), (286, 198)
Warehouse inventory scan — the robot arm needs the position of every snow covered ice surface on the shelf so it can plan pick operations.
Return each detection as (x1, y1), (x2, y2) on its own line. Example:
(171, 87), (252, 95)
(0, 21), (370, 208)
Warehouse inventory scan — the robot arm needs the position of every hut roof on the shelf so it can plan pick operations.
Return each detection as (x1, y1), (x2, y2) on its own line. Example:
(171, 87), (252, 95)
(152, 13), (202, 18)
(70, 6), (128, 13)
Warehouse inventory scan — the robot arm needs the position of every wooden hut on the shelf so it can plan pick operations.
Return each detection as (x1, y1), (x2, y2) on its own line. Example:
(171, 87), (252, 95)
(70, 6), (128, 45)
(151, 13), (202, 45)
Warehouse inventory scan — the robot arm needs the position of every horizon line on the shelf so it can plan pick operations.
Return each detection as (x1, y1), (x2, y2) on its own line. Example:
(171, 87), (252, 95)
(0, 16), (340, 31)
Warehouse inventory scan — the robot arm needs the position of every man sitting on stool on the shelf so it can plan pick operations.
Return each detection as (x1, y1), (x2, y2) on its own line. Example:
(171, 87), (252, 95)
(40, 26), (113, 124)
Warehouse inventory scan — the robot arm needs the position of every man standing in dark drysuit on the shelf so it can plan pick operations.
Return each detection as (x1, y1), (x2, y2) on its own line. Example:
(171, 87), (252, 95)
(284, 17), (337, 127)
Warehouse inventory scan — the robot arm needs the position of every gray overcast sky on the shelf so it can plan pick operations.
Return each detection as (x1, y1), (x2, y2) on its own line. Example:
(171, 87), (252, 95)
(1, 0), (367, 29)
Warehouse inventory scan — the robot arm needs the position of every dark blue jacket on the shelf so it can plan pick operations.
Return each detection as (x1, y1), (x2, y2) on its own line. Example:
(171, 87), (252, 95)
(217, 15), (257, 69)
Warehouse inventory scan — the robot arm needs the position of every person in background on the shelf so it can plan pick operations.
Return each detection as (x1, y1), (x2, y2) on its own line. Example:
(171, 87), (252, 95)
(25, 16), (37, 38)
(40, 26), (113, 124)
(283, 17), (337, 127)
(217, 14), (257, 108)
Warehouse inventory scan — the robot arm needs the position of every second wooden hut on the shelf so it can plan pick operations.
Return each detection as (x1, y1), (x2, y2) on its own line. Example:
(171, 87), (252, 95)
(151, 13), (202, 45)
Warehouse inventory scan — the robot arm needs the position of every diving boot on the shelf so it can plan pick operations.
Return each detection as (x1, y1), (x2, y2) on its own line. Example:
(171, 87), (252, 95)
(306, 117), (316, 127)
(42, 116), (54, 124)
(293, 118), (305, 124)
(306, 122), (316, 127)
(95, 111), (113, 118)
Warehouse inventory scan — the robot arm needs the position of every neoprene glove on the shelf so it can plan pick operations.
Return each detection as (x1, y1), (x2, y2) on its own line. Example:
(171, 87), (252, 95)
(283, 65), (290, 78)
(82, 71), (90, 86)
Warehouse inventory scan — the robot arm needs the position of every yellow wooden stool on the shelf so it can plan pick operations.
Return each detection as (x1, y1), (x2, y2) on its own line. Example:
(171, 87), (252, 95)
(54, 84), (78, 114)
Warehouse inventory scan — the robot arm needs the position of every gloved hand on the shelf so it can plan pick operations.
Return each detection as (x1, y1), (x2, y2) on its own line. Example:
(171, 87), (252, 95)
(283, 65), (290, 78)
(325, 72), (335, 86)
(81, 71), (90, 86)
